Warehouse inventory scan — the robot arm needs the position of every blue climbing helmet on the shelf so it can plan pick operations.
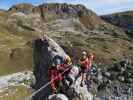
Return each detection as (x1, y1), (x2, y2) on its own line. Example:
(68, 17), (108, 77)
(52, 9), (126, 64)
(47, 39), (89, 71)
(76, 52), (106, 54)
(53, 55), (64, 66)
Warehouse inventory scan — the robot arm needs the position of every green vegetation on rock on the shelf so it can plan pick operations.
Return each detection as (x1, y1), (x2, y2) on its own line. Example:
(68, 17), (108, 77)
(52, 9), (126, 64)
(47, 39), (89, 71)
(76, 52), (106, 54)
(0, 86), (30, 100)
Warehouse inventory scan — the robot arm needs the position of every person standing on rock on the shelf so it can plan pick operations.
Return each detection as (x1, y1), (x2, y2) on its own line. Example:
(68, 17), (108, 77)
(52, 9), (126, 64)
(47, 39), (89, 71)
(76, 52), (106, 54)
(79, 51), (94, 87)
(120, 56), (129, 69)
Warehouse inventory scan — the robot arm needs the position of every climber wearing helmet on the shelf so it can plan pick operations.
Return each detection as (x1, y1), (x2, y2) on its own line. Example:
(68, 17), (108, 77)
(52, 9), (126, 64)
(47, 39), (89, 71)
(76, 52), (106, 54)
(48, 55), (65, 94)
(79, 51), (94, 87)
(62, 54), (74, 88)
(64, 54), (72, 66)
(48, 55), (73, 94)
(48, 66), (62, 94)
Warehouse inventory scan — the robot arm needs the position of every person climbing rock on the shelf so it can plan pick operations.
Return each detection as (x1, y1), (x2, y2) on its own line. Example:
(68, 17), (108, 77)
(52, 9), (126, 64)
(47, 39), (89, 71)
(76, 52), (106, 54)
(48, 55), (73, 94)
(48, 55), (66, 94)
(48, 66), (62, 94)
(64, 54), (72, 66)
(79, 51), (94, 87)
(53, 55), (64, 67)
(62, 55), (74, 88)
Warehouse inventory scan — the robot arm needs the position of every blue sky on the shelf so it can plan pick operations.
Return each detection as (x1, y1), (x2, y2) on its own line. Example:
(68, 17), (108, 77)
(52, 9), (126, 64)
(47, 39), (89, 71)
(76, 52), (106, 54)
(0, 0), (133, 15)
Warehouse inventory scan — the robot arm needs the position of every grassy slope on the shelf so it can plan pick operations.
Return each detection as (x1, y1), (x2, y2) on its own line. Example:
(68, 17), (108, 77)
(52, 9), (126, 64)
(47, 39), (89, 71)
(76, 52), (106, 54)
(0, 12), (34, 100)
(52, 32), (133, 64)
(0, 86), (30, 100)
(0, 14), (33, 75)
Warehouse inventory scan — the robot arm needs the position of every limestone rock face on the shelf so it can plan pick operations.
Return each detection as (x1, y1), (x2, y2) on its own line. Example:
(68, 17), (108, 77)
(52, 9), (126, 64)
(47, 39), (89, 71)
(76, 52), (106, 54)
(48, 94), (69, 100)
(8, 3), (107, 30)
(32, 3), (104, 30)
(66, 78), (93, 100)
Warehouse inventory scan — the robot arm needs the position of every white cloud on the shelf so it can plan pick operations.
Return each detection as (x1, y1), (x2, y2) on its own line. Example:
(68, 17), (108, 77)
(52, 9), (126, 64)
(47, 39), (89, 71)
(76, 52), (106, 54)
(70, 0), (133, 15)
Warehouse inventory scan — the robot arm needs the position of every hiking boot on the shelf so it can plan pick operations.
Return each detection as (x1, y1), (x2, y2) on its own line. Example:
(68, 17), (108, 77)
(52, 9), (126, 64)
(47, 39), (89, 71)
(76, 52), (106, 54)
(85, 80), (91, 86)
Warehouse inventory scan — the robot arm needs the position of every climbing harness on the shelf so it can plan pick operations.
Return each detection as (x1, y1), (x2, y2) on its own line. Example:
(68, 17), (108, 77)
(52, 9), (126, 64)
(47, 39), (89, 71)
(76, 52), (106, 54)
(25, 66), (72, 100)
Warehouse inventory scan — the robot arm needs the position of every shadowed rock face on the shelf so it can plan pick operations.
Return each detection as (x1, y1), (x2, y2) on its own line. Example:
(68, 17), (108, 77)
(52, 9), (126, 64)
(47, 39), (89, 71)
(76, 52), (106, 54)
(33, 36), (67, 99)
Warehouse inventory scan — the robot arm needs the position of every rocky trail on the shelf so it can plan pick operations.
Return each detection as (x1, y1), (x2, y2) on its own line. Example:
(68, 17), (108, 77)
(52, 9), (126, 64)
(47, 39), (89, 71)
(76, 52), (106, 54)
(0, 71), (33, 100)
(0, 71), (33, 91)
(90, 64), (133, 100)
(0, 63), (133, 100)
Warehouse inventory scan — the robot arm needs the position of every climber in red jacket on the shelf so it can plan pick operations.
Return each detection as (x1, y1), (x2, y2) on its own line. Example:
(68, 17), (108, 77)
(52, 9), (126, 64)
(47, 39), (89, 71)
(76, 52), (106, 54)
(79, 51), (94, 87)
(48, 55), (67, 94)
(48, 66), (62, 94)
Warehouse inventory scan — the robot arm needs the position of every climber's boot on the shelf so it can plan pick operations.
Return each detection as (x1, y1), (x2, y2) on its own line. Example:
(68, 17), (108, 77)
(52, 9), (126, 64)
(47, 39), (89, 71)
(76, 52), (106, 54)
(80, 82), (83, 87)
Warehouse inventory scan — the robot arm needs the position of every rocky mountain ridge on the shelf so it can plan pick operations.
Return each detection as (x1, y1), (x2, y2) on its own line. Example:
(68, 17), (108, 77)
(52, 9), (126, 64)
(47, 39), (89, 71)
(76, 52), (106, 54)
(7, 3), (127, 35)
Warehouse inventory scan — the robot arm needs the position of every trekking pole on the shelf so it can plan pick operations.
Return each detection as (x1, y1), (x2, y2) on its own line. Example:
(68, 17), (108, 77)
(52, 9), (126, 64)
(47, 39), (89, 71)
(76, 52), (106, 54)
(25, 66), (72, 100)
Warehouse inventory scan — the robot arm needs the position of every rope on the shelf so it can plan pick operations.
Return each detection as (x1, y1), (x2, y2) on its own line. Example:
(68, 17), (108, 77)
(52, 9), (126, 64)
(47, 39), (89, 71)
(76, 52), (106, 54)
(25, 66), (72, 100)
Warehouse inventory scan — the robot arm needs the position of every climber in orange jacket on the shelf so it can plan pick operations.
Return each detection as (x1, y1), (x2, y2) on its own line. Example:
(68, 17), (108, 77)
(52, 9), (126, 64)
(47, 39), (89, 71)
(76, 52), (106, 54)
(79, 51), (94, 87)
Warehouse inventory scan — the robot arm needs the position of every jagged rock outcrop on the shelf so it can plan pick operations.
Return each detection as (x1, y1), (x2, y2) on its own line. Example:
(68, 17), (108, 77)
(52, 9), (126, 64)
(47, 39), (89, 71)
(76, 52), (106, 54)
(65, 77), (93, 100)
(7, 3), (127, 34)
(88, 62), (133, 99)
(32, 3), (103, 29)
(33, 36), (67, 100)
(33, 36), (93, 100)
